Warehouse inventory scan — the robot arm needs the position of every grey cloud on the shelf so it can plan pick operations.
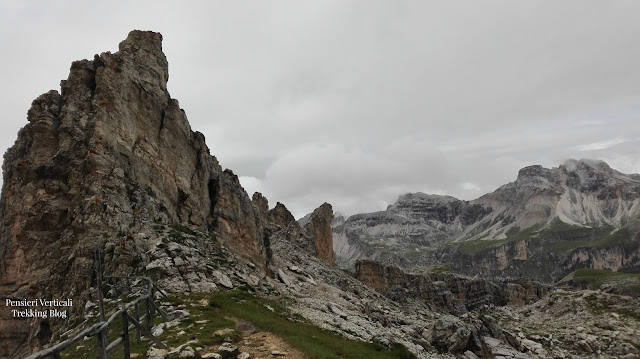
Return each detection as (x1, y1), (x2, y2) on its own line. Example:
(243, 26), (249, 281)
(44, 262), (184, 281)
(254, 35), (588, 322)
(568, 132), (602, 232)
(2, 1), (640, 218)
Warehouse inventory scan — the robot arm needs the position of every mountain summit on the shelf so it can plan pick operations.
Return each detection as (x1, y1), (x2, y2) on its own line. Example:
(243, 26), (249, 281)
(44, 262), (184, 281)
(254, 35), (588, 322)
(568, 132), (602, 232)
(334, 159), (640, 281)
(0, 30), (332, 357)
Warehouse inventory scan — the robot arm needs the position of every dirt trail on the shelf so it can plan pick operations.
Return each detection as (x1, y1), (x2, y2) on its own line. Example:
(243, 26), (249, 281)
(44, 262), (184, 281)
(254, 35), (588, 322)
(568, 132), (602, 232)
(237, 330), (308, 359)
(201, 316), (309, 359)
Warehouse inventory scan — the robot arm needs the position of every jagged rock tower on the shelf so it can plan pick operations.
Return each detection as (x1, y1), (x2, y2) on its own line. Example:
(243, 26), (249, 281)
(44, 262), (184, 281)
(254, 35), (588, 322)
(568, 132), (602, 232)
(0, 30), (308, 357)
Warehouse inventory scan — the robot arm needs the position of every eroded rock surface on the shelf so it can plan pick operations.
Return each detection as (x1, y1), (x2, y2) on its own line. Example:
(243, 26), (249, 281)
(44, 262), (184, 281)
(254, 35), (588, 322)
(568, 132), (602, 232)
(354, 260), (549, 315)
(0, 30), (274, 357)
(299, 203), (335, 265)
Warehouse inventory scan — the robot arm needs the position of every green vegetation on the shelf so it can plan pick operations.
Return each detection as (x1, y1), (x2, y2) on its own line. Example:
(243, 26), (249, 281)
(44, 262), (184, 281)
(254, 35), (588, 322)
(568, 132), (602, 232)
(428, 265), (451, 274)
(583, 292), (640, 323)
(571, 268), (637, 286)
(536, 220), (631, 253)
(156, 295), (238, 349)
(564, 268), (640, 297)
(59, 290), (415, 359)
(544, 226), (633, 253)
(402, 248), (431, 261)
(458, 219), (636, 255)
(458, 237), (517, 254)
(204, 290), (416, 359)
(458, 225), (543, 254)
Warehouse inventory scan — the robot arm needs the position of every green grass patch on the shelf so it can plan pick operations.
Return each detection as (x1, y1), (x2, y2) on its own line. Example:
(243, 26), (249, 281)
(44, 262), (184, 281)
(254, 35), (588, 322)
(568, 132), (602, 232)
(563, 268), (640, 296)
(458, 238), (502, 254)
(572, 268), (636, 286)
(205, 290), (416, 359)
(458, 220), (636, 255)
(428, 265), (451, 274)
(458, 225), (541, 254)
(583, 293), (640, 323)
(56, 289), (416, 359)
(402, 248), (431, 261)
(540, 220), (632, 253)
(458, 237), (520, 254)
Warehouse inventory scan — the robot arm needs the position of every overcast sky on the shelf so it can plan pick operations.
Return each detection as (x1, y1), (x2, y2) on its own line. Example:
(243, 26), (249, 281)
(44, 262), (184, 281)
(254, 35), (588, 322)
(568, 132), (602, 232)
(1, 1), (639, 218)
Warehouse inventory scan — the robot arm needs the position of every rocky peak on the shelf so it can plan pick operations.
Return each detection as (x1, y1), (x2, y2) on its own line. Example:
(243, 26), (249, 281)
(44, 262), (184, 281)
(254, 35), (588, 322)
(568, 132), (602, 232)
(250, 194), (296, 232)
(119, 30), (165, 57)
(116, 30), (168, 89)
(511, 164), (560, 193)
(516, 164), (549, 180)
(386, 192), (467, 224)
(564, 158), (614, 173)
(269, 202), (296, 229)
(560, 159), (624, 193)
(389, 192), (460, 208)
(252, 192), (270, 217)
(300, 203), (335, 265)
(513, 159), (627, 194)
(0, 30), (274, 356)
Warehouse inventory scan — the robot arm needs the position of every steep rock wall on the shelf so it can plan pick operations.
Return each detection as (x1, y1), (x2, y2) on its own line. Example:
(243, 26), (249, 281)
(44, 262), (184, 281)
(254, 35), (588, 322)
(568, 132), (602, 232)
(354, 260), (550, 315)
(300, 203), (335, 265)
(0, 30), (271, 357)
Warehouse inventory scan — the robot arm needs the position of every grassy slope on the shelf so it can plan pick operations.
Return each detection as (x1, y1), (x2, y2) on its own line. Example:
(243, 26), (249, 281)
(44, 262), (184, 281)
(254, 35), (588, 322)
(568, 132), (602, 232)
(559, 268), (640, 297)
(205, 290), (415, 359)
(458, 226), (540, 254)
(59, 290), (416, 359)
(458, 220), (636, 255)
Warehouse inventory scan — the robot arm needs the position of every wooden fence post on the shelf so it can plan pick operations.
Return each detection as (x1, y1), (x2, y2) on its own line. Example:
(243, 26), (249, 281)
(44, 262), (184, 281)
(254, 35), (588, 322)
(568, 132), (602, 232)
(95, 247), (106, 324)
(96, 329), (107, 359)
(23, 278), (170, 359)
(123, 312), (167, 349)
(146, 298), (152, 331)
(95, 246), (108, 359)
(122, 305), (130, 359)
(134, 301), (141, 344)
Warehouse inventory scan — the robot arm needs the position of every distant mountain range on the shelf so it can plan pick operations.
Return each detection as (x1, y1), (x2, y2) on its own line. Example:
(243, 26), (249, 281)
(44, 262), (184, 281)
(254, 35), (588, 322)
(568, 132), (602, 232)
(333, 159), (640, 282)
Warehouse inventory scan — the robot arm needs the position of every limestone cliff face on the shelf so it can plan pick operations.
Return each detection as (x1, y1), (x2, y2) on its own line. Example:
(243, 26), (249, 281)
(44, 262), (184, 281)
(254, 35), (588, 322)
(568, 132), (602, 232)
(354, 260), (549, 315)
(429, 235), (640, 283)
(0, 30), (272, 357)
(333, 194), (491, 269)
(300, 203), (335, 265)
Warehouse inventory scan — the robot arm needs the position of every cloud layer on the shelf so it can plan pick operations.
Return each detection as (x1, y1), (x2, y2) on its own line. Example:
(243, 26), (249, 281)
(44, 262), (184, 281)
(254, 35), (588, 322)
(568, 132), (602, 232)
(2, 1), (639, 218)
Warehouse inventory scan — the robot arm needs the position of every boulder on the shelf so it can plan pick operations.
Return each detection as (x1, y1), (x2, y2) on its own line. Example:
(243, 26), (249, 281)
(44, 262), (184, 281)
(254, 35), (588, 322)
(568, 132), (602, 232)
(217, 343), (240, 359)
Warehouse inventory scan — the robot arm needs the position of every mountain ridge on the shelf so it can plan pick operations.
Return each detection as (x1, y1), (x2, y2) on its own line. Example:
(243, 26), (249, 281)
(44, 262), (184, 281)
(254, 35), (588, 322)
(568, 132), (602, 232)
(333, 159), (640, 280)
